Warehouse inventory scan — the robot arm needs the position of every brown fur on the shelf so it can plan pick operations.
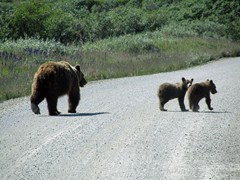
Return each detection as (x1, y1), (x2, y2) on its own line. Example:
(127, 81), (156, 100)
(30, 61), (87, 116)
(158, 77), (193, 111)
(188, 79), (217, 112)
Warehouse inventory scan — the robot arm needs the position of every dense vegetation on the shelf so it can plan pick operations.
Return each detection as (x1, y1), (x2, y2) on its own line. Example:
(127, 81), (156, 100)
(0, 0), (240, 102)
(1, 0), (240, 43)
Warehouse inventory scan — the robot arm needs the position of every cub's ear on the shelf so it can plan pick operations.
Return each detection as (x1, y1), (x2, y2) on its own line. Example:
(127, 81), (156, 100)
(191, 78), (194, 83)
(210, 80), (213, 83)
(182, 77), (186, 82)
(75, 64), (80, 71)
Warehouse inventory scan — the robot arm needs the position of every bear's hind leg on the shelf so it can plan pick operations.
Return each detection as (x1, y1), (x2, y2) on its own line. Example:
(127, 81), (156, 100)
(30, 94), (44, 114)
(159, 99), (168, 111)
(46, 95), (59, 116)
(192, 104), (200, 112)
(189, 101), (193, 110)
(31, 103), (40, 114)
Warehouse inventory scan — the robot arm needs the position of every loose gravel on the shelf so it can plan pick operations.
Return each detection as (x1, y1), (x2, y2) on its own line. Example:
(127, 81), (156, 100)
(0, 57), (240, 179)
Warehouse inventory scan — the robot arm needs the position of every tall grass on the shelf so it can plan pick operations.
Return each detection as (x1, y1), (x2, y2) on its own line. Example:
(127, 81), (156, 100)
(1, 32), (240, 102)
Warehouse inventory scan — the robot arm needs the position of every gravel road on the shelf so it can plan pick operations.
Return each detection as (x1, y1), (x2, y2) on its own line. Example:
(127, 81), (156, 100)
(0, 57), (240, 180)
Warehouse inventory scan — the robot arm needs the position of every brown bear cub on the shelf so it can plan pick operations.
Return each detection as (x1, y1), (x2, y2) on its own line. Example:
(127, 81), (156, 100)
(30, 61), (87, 116)
(188, 79), (217, 112)
(158, 77), (193, 111)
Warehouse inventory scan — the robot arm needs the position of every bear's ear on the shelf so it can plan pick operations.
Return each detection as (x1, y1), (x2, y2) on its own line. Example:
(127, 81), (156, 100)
(75, 64), (80, 71)
(191, 78), (194, 83)
(182, 77), (186, 82)
(210, 80), (213, 84)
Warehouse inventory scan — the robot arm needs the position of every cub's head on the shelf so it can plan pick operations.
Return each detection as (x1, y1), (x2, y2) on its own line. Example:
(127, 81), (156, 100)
(75, 65), (87, 87)
(181, 77), (194, 90)
(207, 79), (217, 94)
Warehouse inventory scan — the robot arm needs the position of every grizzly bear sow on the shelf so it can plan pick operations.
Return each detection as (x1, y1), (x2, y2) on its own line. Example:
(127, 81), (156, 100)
(188, 79), (217, 112)
(158, 77), (193, 111)
(30, 61), (87, 116)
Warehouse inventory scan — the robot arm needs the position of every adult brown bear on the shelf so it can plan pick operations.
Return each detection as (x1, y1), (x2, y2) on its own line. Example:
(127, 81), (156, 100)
(158, 77), (193, 111)
(30, 61), (87, 116)
(188, 79), (217, 112)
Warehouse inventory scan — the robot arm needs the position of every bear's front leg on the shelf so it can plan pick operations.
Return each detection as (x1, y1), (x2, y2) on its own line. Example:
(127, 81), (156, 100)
(206, 96), (213, 110)
(68, 91), (80, 113)
(178, 97), (188, 112)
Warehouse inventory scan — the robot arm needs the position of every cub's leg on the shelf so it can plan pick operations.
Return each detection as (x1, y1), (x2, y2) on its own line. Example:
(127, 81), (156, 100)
(159, 99), (168, 111)
(178, 96), (188, 111)
(206, 96), (213, 110)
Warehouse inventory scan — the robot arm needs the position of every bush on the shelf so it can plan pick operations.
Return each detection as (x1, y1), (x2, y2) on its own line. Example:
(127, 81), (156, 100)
(9, 0), (51, 39)
(226, 19), (240, 40)
(0, 2), (14, 39)
(44, 10), (76, 44)
(106, 7), (143, 36)
(142, 10), (169, 31)
(190, 20), (226, 39)
(161, 21), (198, 37)
(0, 37), (80, 56)
(8, 0), (77, 44)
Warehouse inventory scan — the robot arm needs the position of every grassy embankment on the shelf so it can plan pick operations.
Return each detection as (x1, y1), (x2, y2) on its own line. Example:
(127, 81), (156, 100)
(1, 31), (240, 102)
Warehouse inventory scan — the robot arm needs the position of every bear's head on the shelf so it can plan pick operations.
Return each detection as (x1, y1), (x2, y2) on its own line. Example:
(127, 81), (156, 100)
(207, 79), (217, 94)
(181, 77), (194, 90)
(75, 65), (87, 87)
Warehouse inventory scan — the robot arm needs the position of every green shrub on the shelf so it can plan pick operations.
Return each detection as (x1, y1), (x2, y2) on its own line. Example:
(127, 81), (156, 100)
(9, 0), (51, 39)
(161, 22), (198, 37)
(226, 19), (240, 40)
(104, 7), (143, 36)
(2, 0), (240, 43)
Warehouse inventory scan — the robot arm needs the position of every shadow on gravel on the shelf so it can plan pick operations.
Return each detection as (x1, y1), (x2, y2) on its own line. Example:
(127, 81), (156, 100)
(161, 110), (191, 113)
(161, 110), (230, 114)
(59, 112), (110, 117)
(199, 111), (230, 114)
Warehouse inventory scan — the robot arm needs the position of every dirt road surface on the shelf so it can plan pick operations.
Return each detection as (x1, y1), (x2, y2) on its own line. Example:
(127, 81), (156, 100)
(1, 57), (240, 179)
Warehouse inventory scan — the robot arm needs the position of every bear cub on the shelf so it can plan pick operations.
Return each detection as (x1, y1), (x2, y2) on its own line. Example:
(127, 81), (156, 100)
(188, 79), (217, 112)
(158, 77), (193, 111)
(30, 61), (87, 116)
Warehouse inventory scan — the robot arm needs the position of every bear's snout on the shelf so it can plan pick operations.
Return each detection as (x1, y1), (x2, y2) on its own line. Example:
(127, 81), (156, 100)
(80, 78), (87, 87)
(211, 87), (217, 94)
(212, 89), (217, 94)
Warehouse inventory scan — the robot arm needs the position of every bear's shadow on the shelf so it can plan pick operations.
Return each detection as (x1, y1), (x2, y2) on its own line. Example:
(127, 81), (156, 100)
(198, 110), (230, 114)
(58, 112), (110, 117)
(163, 110), (230, 114)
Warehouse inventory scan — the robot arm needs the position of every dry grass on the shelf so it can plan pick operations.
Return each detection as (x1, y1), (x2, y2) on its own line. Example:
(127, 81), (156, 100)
(1, 33), (240, 102)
